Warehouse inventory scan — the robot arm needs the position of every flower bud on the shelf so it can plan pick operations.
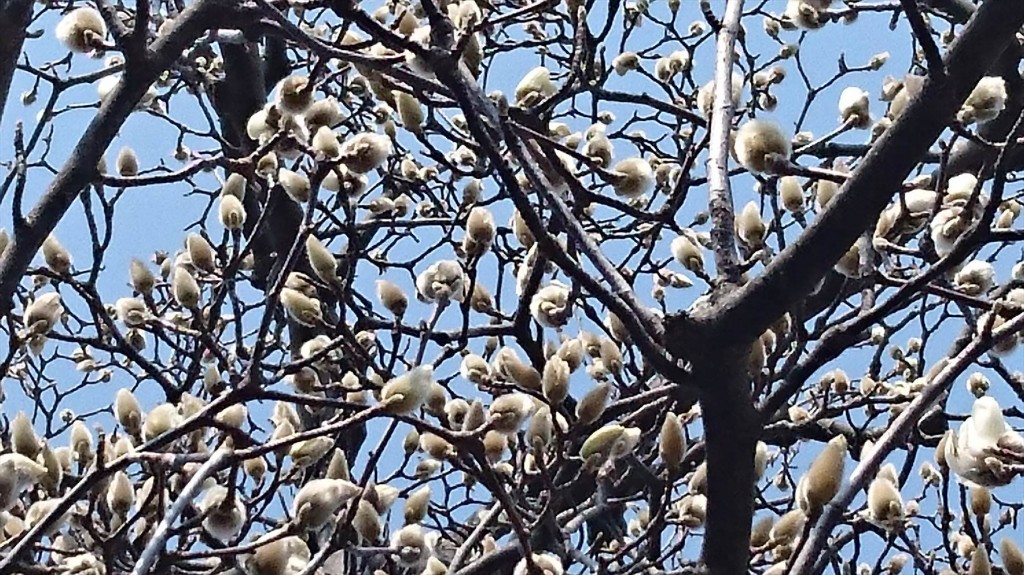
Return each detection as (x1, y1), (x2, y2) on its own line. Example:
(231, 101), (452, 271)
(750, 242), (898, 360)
(971, 547), (992, 575)
(186, 233), (215, 273)
(527, 406), (554, 449)
(610, 158), (654, 198)
(514, 67), (557, 106)
(671, 233), (704, 273)
(395, 92), (424, 133)
(56, 7), (107, 53)
(353, 498), (382, 542)
(659, 413), (685, 472)
(106, 471), (134, 516)
(779, 176), (805, 213)
(404, 485), (431, 524)
(305, 235), (337, 282)
(41, 234), (72, 275)
(143, 403), (182, 441)
(278, 168), (311, 203)
(326, 448), (350, 481)
(221, 173), (247, 200)
(463, 206), (495, 256)
(867, 476), (904, 526)
(489, 393), (534, 433)
(129, 258), (155, 295)
(542, 356), (571, 405)
(22, 292), (63, 337)
(381, 365), (434, 414)
(1001, 538), (1024, 575)
(115, 388), (142, 436)
(292, 478), (360, 530)
(340, 132), (393, 173)
(12, 411), (40, 458)
(735, 119), (791, 174)
(279, 287), (322, 327)
(838, 87), (871, 128)
(275, 75), (313, 115)
(312, 126), (341, 158)
(116, 146), (139, 177)
(199, 484), (246, 542)
(576, 381), (611, 425)
(172, 266), (201, 308)
(219, 195), (246, 230)
(796, 435), (847, 516)
(375, 279), (408, 317)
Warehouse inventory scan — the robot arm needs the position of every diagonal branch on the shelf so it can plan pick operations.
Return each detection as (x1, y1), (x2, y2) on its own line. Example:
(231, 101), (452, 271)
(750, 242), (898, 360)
(687, 0), (1024, 346)
(0, 0), (247, 316)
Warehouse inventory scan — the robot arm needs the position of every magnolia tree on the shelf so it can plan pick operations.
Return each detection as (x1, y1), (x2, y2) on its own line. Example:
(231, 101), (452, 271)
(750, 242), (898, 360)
(1, 0), (1024, 574)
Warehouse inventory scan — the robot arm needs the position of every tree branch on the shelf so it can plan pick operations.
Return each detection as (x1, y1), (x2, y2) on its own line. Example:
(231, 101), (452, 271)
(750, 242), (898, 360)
(0, 0), (246, 315)
(705, 0), (744, 286)
(687, 0), (1024, 347)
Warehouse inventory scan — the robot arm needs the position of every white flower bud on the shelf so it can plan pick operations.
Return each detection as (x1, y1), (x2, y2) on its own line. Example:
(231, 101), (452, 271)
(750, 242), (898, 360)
(275, 75), (313, 115)
(659, 413), (686, 471)
(375, 279), (408, 317)
(340, 132), (393, 173)
(735, 119), (791, 174)
(115, 146), (139, 177)
(779, 176), (805, 213)
(402, 486), (431, 526)
(278, 168), (311, 203)
(186, 233), (216, 273)
(960, 76), (1007, 125)
(312, 126), (341, 158)
(515, 67), (557, 106)
(576, 381), (611, 425)
(305, 235), (337, 282)
(218, 195), (246, 230)
(796, 435), (847, 516)
(838, 87), (871, 128)
(395, 92), (425, 133)
(610, 157), (655, 198)
(56, 8), (107, 53)
(737, 201), (767, 246)
(279, 287), (322, 327)
(22, 292), (63, 337)
(221, 173), (247, 200)
(143, 403), (183, 441)
(612, 52), (640, 75)
(381, 366), (435, 414)
(292, 478), (360, 530)
(114, 388), (142, 436)
(41, 234), (72, 275)
(172, 266), (201, 309)
(463, 206), (495, 256)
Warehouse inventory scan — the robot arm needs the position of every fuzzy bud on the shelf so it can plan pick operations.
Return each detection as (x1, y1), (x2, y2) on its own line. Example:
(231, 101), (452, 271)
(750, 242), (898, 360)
(659, 413), (686, 472)
(219, 195), (247, 230)
(56, 8), (107, 53)
(381, 366), (434, 414)
(172, 266), (201, 309)
(41, 234), (72, 275)
(735, 119), (791, 174)
(370, 279), (407, 319)
(796, 435), (847, 516)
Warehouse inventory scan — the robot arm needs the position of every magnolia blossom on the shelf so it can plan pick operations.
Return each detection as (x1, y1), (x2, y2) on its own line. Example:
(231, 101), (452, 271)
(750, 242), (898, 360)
(945, 396), (1024, 487)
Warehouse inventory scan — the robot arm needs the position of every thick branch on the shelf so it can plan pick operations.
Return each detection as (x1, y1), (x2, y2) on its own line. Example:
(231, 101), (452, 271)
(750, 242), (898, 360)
(0, 0), (244, 315)
(691, 0), (1024, 346)
(0, 0), (32, 131)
